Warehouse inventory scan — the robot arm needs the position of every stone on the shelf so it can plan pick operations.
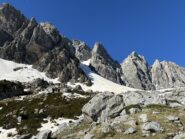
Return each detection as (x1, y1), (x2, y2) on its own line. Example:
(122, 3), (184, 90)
(129, 108), (141, 114)
(166, 115), (180, 122)
(17, 116), (22, 123)
(139, 114), (148, 123)
(82, 92), (124, 122)
(111, 115), (129, 125)
(173, 133), (185, 139)
(120, 109), (127, 116)
(83, 133), (94, 139)
(18, 134), (32, 139)
(142, 121), (163, 133)
(124, 127), (137, 134)
(35, 130), (51, 139)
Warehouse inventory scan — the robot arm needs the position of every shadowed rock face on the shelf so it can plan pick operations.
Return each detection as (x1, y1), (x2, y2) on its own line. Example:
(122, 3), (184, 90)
(121, 52), (154, 90)
(151, 60), (185, 89)
(90, 42), (124, 85)
(0, 80), (24, 100)
(0, 3), (28, 35)
(0, 3), (88, 83)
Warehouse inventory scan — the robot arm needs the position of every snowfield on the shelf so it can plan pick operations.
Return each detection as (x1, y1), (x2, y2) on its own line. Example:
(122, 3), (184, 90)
(0, 58), (60, 83)
(68, 60), (137, 94)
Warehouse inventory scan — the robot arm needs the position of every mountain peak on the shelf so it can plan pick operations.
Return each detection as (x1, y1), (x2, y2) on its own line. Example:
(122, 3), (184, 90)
(92, 42), (105, 55)
(91, 42), (123, 84)
(121, 52), (154, 90)
(130, 51), (138, 57)
(0, 3), (28, 34)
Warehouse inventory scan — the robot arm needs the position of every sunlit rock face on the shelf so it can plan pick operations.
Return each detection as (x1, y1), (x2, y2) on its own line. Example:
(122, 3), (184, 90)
(151, 60), (185, 89)
(90, 42), (124, 85)
(121, 52), (154, 90)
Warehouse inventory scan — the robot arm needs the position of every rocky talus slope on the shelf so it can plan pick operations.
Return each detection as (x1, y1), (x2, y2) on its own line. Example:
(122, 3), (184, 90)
(57, 88), (185, 139)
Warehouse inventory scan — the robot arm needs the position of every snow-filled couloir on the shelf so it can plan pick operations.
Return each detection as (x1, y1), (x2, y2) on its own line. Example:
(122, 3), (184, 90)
(68, 60), (137, 94)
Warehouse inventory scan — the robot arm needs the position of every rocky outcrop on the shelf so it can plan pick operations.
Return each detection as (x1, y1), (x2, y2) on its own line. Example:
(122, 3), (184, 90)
(0, 29), (13, 47)
(0, 3), (88, 84)
(35, 130), (52, 139)
(72, 40), (91, 61)
(90, 42), (124, 84)
(121, 52), (154, 90)
(151, 60), (185, 89)
(0, 3), (28, 35)
(34, 46), (88, 83)
(0, 80), (24, 100)
(82, 90), (167, 123)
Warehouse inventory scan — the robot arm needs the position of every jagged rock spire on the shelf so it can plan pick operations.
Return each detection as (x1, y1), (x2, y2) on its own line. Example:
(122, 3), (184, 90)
(151, 60), (185, 89)
(72, 40), (91, 61)
(121, 51), (154, 90)
(90, 42), (124, 85)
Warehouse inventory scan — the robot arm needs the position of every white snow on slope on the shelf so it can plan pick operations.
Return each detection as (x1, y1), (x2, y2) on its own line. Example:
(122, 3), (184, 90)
(0, 127), (17, 139)
(0, 58), (60, 83)
(68, 60), (137, 94)
(37, 115), (83, 136)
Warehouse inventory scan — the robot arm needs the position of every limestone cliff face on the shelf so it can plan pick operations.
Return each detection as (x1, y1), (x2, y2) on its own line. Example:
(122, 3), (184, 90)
(0, 3), (88, 83)
(90, 42), (124, 85)
(72, 40), (91, 61)
(151, 60), (185, 89)
(121, 52), (154, 90)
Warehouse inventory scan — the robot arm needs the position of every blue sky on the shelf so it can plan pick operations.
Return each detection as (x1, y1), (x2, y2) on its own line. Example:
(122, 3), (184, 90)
(1, 0), (185, 66)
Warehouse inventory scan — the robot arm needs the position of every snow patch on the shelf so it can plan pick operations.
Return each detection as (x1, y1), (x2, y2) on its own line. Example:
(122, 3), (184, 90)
(0, 127), (17, 139)
(68, 60), (137, 94)
(0, 58), (60, 83)
(38, 115), (83, 133)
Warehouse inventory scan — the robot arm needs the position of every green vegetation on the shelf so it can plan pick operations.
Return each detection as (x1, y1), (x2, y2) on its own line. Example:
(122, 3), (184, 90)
(0, 93), (91, 135)
(145, 104), (170, 110)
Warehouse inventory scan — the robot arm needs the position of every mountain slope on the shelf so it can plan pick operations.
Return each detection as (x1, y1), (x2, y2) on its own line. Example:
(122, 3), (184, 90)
(68, 60), (137, 94)
(0, 3), (88, 83)
(0, 58), (59, 83)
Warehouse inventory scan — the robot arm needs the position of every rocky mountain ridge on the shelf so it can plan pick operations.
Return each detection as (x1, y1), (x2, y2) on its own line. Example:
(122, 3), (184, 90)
(0, 3), (88, 83)
(1, 3), (185, 139)
(0, 2), (185, 91)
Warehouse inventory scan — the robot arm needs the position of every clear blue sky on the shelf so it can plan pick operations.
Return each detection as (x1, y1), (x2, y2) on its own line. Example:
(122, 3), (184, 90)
(1, 0), (185, 67)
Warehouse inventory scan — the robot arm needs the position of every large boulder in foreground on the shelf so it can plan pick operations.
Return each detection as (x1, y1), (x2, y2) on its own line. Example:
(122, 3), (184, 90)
(82, 92), (124, 122)
(82, 91), (167, 123)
